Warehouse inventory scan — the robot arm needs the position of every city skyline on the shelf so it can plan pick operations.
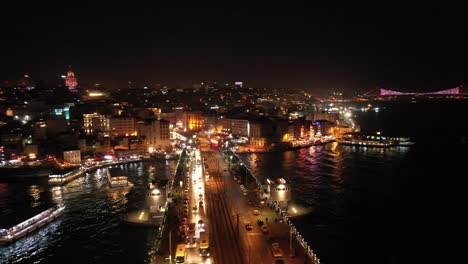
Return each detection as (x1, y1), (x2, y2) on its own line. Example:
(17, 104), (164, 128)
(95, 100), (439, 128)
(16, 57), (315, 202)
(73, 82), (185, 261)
(1, 4), (467, 93)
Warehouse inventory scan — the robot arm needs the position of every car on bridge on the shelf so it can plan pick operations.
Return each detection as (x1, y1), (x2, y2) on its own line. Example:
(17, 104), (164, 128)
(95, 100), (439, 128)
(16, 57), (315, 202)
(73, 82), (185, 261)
(270, 242), (283, 258)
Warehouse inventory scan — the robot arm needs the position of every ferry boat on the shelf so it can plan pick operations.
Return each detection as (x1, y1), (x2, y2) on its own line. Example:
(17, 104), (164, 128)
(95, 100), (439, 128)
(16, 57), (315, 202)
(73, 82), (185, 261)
(337, 133), (415, 148)
(107, 168), (129, 187)
(337, 138), (394, 147)
(0, 204), (65, 245)
(48, 166), (86, 186)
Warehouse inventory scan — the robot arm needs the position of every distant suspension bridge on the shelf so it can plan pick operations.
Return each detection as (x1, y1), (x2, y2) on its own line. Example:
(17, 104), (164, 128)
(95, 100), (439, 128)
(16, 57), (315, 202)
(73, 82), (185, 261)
(361, 85), (465, 98)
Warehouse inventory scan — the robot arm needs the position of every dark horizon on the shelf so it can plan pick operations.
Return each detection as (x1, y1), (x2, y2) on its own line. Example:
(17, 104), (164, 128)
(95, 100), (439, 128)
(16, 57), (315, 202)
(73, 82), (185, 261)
(1, 4), (467, 94)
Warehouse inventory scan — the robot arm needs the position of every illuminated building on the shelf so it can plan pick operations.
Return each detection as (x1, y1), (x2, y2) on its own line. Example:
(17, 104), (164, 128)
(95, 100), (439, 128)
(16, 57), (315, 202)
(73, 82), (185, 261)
(63, 150), (81, 164)
(65, 66), (78, 91)
(83, 113), (110, 135)
(184, 112), (204, 131)
(110, 117), (136, 138)
(53, 106), (70, 120)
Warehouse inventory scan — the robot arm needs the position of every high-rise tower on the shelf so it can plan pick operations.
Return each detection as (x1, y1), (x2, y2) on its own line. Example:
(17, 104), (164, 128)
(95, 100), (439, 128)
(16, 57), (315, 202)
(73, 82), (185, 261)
(65, 66), (78, 91)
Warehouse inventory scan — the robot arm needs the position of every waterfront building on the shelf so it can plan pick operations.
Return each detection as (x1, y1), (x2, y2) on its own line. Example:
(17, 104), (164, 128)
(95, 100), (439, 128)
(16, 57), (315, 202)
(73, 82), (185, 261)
(286, 120), (313, 141)
(63, 150), (81, 164)
(231, 118), (249, 137)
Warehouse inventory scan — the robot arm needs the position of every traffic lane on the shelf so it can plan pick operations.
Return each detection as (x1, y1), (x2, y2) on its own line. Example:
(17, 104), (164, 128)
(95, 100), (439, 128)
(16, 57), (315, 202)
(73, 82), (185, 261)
(214, 151), (278, 264)
(204, 153), (244, 264)
(185, 247), (213, 264)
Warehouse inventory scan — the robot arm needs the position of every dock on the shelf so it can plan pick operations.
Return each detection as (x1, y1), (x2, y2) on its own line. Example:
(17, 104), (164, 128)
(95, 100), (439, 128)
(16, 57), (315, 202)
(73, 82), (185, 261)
(48, 166), (86, 186)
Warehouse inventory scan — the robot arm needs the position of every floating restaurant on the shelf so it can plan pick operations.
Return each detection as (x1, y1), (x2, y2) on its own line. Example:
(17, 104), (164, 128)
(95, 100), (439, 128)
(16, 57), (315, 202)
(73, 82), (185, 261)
(107, 167), (129, 187)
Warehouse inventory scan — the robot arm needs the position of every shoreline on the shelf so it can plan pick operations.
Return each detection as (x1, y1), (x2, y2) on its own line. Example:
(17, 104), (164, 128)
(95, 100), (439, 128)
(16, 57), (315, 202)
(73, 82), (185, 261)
(234, 140), (336, 153)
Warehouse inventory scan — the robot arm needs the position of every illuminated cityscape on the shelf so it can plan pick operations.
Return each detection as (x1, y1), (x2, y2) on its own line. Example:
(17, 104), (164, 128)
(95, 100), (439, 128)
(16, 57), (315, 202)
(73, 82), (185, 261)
(1, 4), (467, 264)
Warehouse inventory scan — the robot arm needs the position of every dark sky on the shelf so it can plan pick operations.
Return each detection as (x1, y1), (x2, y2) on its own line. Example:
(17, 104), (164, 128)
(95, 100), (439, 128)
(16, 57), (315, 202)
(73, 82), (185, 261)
(1, 3), (467, 93)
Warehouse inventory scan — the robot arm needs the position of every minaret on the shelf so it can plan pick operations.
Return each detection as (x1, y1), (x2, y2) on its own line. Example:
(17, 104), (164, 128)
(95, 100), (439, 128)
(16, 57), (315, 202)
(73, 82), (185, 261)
(65, 65), (78, 91)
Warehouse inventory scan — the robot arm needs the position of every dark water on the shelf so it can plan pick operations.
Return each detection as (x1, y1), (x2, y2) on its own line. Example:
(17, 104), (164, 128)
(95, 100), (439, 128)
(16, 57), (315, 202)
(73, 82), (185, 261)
(238, 100), (468, 264)
(0, 161), (176, 264)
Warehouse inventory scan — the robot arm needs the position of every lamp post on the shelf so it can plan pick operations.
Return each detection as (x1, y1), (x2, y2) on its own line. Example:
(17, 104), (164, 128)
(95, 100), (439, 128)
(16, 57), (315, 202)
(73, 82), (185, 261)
(169, 230), (172, 264)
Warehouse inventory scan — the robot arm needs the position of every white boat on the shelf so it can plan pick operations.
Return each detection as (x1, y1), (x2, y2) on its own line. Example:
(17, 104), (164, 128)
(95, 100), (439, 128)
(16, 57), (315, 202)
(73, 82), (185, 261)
(0, 205), (65, 245)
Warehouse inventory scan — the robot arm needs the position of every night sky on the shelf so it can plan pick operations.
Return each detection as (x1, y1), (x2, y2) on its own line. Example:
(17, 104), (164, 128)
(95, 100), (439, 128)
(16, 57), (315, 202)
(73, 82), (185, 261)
(1, 4), (467, 93)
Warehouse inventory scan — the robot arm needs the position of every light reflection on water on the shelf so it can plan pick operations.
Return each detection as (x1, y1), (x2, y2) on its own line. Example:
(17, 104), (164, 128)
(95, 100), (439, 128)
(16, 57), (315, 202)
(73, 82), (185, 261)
(239, 144), (411, 264)
(0, 160), (176, 264)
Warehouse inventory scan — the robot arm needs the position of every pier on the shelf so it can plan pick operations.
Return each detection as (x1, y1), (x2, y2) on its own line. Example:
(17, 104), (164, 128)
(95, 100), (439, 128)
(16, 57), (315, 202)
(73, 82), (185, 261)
(48, 158), (143, 186)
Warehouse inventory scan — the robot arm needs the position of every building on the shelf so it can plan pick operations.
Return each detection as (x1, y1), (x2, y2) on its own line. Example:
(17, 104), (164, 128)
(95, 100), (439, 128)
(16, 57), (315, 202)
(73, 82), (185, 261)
(63, 150), (81, 164)
(0, 134), (23, 157)
(220, 117), (232, 133)
(286, 120), (313, 141)
(312, 120), (335, 136)
(33, 121), (47, 140)
(24, 144), (38, 159)
(138, 119), (170, 152)
(83, 113), (110, 135)
(110, 117), (136, 138)
(65, 66), (78, 91)
(184, 111), (204, 131)
(46, 118), (69, 137)
(230, 118), (249, 137)
(249, 121), (269, 147)
(313, 112), (339, 123)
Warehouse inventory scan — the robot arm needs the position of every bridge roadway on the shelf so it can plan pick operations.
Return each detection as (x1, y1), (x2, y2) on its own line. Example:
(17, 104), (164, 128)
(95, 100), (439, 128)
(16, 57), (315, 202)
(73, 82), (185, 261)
(204, 150), (245, 264)
(201, 137), (318, 264)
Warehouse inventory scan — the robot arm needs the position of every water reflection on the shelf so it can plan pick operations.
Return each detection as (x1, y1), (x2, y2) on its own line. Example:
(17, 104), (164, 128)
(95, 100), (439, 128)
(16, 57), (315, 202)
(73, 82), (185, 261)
(0, 160), (177, 263)
(28, 185), (42, 208)
(239, 143), (410, 264)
